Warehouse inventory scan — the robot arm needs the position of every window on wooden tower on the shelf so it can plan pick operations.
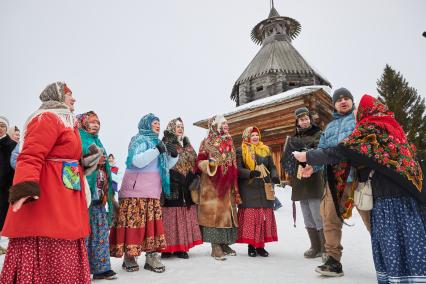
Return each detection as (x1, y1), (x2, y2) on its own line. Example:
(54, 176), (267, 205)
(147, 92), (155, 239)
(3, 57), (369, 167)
(256, 86), (264, 92)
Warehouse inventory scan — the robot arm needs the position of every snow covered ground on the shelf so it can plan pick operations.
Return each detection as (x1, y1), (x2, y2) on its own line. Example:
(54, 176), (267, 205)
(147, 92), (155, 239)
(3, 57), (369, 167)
(0, 187), (377, 284)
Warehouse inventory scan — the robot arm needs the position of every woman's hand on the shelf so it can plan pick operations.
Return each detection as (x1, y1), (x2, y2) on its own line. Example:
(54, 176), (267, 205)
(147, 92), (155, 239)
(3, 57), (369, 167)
(12, 196), (39, 212)
(292, 151), (307, 163)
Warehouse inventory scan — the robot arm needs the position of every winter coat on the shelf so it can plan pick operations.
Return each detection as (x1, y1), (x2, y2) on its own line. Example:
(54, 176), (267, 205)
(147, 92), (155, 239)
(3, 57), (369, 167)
(10, 143), (19, 169)
(119, 148), (178, 199)
(236, 147), (278, 208)
(197, 160), (238, 228)
(289, 125), (325, 201)
(0, 135), (17, 230)
(318, 108), (356, 182)
(2, 112), (90, 240)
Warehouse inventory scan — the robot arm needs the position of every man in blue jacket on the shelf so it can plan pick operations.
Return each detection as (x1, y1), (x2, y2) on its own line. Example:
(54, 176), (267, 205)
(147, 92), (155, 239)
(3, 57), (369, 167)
(306, 88), (371, 277)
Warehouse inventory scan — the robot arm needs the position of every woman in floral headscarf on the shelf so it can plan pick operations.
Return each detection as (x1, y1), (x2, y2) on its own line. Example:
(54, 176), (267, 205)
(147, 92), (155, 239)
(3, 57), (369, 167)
(109, 113), (178, 273)
(160, 118), (202, 259)
(77, 111), (117, 280)
(1, 82), (91, 283)
(236, 126), (280, 257)
(293, 94), (426, 283)
(196, 115), (240, 260)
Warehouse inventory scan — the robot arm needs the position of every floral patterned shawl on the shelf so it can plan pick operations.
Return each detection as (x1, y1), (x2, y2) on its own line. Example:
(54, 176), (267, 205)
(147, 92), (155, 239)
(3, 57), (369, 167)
(196, 116), (238, 199)
(332, 94), (423, 219)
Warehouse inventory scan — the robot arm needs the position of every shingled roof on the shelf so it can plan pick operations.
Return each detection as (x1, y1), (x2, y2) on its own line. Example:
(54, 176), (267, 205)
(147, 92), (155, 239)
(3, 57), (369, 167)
(234, 39), (330, 85)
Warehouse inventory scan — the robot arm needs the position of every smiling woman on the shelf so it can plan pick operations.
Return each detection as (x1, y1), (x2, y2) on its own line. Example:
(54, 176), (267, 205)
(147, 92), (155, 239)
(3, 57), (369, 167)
(0, 82), (91, 283)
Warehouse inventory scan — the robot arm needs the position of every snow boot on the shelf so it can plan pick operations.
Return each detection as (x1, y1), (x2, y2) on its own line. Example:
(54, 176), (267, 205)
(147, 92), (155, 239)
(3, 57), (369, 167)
(248, 245), (257, 257)
(174, 251), (189, 259)
(93, 270), (117, 280)
(304, 228), (321, 258)
(211, 244), (226, 261)
(161, 252), (172, 259)
(221, 244), (236, 256)
(315, 256), (344, 277)
(122, 256), (139, 272)
(255, 247), (269, 257)
(144, 252), (166, 273)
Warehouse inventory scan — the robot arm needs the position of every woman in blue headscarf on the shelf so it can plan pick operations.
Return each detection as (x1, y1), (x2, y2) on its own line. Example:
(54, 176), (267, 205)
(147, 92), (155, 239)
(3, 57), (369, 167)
(109, 113), (178, 273)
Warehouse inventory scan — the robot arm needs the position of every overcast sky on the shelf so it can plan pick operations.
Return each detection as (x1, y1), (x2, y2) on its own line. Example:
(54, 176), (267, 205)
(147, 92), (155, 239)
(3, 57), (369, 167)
(1, 0), (425, 166)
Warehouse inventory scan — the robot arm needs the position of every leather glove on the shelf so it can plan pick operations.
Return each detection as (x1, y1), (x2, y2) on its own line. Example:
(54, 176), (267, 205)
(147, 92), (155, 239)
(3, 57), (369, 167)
(166, 142), (178, 158)
(249, 170), (261, 178)
(156, 142), (166, 154)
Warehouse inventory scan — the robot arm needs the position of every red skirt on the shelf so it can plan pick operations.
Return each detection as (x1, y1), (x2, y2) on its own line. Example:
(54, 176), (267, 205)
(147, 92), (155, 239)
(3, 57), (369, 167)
(109, 198), (166, 257)
(161, 205), (203, 253)
(237, 208), (278, 248)
(0, 237), (90, 284)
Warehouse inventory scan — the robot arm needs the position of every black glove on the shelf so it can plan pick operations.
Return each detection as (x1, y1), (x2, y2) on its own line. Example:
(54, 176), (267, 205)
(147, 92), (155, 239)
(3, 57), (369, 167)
(249, 170), (261, 178)
(166, 142), (178, 158)
(272, 177), (281, 184)
(156, 142), (166, 154)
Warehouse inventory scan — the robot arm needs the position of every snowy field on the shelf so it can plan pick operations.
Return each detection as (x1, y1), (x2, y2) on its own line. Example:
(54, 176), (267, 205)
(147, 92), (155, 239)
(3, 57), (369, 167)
(0, 187), (377, 284)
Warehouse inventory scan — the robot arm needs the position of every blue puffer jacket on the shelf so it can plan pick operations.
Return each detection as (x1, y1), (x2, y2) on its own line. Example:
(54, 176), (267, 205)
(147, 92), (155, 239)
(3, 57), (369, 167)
(318, 107), (356, 182)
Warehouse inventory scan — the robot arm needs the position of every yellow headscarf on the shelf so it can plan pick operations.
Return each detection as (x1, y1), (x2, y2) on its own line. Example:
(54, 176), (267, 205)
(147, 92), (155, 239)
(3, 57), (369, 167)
(241, 126), (270, 170)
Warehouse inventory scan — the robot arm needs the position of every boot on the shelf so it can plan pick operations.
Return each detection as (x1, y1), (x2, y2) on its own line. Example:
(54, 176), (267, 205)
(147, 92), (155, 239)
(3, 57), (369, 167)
(248, 245), (257, 257)
(144, 252), (165, 273)
(221, 244), (236, 256)
(211, 244), (226, 261)
(255, 247), (269, 257)
(174, 251), (189, 259)
(304, 228), (321, 258)
(93, 270), (117, 280)
(161, 252), (172, 259)
(315, 256), (344, 277)
(318, 229), (326, 260)
(122, 256), (139, 272)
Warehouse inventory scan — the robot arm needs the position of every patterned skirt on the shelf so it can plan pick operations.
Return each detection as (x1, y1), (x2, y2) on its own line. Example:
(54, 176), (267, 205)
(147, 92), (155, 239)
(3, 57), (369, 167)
(237, 208), (278, 248)
(0, 237), (91, 283)
(86, 203), (112, 274)
(371, 197), (426, 284)
(109, 198), (166, 257)
(161, 206), (203, 253)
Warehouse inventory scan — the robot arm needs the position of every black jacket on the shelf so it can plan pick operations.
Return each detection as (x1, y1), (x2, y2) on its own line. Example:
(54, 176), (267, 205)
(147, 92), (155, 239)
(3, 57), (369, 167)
(287, 125), (324, 201)
(0, 135), (17, 229)
(162, 170), (195, 207)
(236, 147), (278, 209)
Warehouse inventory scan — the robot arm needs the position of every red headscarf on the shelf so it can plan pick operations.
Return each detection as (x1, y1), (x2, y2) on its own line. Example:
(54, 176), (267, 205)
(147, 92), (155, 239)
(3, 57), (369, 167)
(332, 94), (423, 219)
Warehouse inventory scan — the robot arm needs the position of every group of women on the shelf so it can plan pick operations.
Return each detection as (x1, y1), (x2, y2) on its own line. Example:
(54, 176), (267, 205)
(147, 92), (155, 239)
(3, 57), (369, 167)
(0, 81), (280, 282)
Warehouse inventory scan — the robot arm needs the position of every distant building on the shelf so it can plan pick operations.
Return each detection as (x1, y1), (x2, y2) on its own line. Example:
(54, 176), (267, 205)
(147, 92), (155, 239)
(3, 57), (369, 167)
(194, 4), (334, 177)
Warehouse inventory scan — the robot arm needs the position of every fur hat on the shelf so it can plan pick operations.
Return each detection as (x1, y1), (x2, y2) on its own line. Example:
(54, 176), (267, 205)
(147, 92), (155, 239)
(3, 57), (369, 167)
(0, 116), (9, 128)
(332, 88), (353, 105)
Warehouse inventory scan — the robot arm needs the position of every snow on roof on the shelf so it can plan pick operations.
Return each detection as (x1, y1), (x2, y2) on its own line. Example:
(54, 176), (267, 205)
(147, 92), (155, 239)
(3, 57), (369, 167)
(227, 85), (331, 116)
(194, 85), (331, 127)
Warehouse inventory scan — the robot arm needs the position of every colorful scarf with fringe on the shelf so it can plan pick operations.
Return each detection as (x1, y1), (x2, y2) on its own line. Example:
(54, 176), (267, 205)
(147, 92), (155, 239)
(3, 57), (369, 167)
(163, 118), (197, 176)
(125, 113), (170, 196)
(77, 115), (114, 225)
(196, 116), (238, 199)
(333, 94), (423, 219)
(241, 126), (270, 171)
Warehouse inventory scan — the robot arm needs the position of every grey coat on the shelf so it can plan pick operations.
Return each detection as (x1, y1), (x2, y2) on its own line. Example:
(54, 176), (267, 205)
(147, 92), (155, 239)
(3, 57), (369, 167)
(236, 147), (278, 209)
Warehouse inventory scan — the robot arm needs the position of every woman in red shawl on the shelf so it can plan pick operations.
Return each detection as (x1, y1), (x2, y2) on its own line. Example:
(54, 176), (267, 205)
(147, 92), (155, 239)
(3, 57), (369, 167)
(0, 82), (91, 283)
(294, 94), (426, 283)
(196, 115), (240, 260)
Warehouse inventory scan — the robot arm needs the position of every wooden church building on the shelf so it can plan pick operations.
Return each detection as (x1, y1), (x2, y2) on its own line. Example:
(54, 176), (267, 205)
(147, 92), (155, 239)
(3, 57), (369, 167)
(194, 4), (334, 177)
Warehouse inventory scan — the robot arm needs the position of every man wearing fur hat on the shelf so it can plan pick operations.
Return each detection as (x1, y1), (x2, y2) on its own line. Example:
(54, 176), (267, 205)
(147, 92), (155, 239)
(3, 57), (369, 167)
(302, 88), (371, 277)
